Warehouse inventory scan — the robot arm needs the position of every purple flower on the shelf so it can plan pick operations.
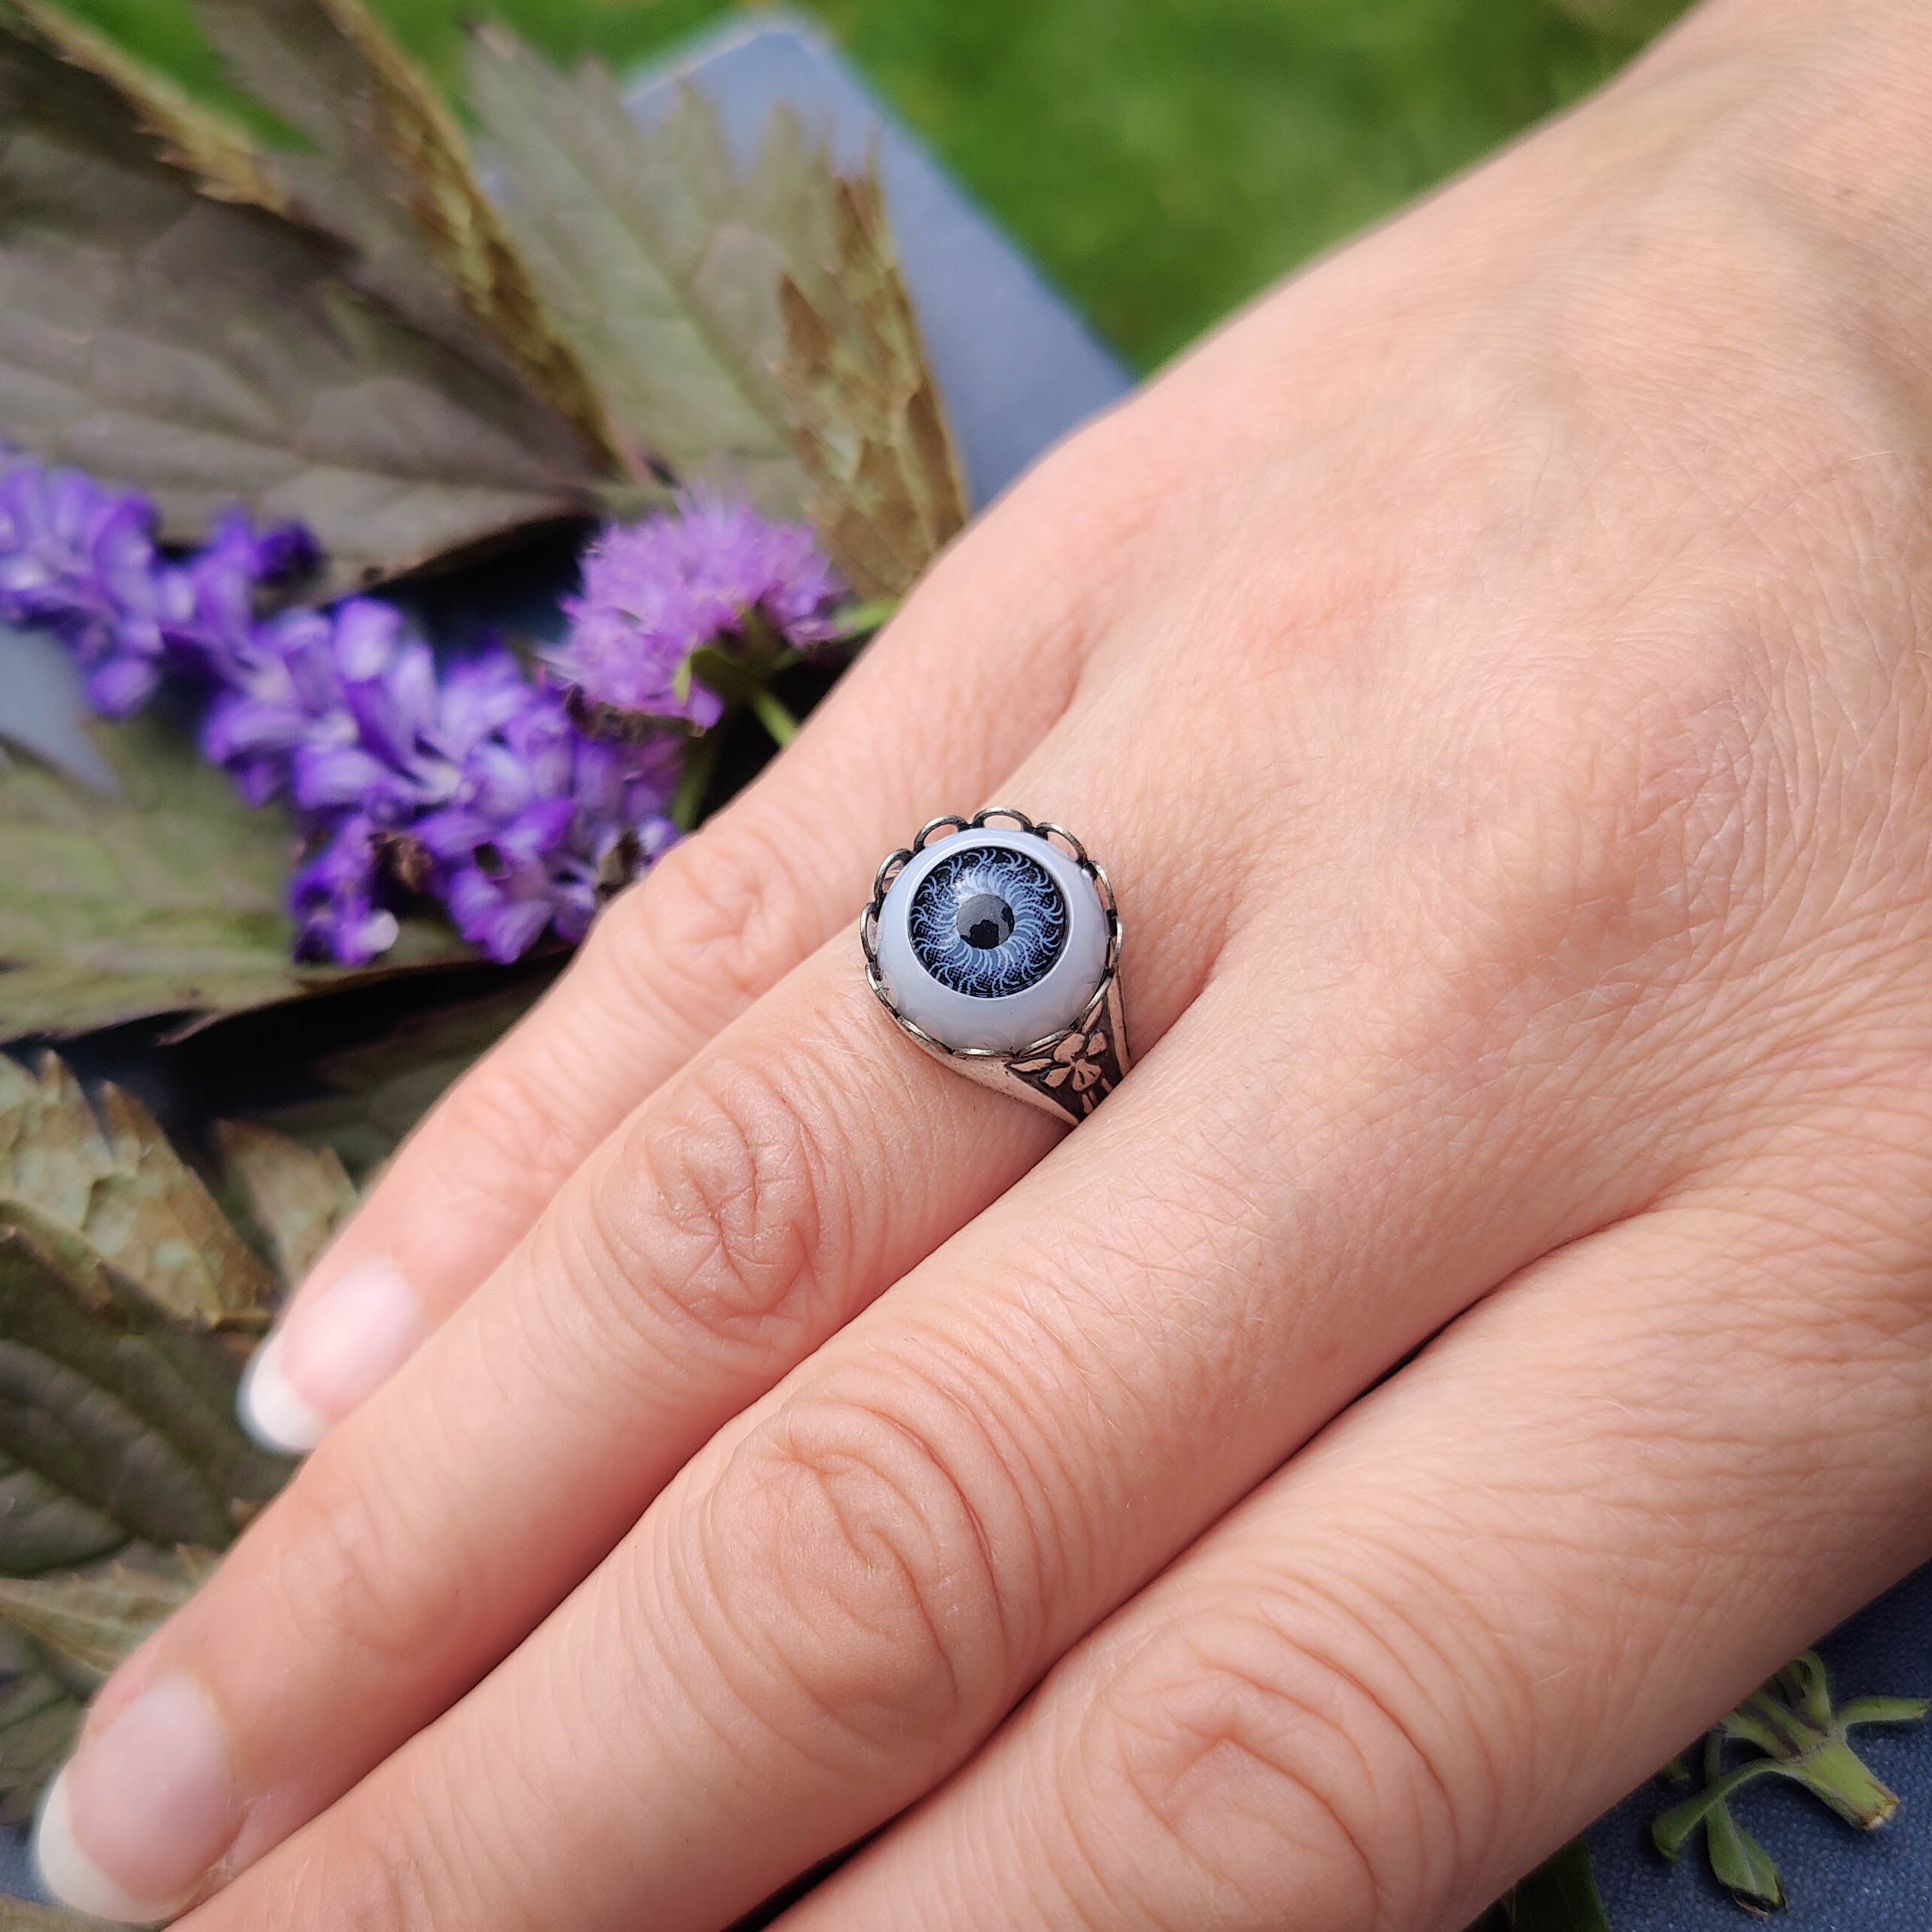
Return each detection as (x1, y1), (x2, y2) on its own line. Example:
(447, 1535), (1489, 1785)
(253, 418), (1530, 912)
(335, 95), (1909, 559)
(157, 506), (317, 684)
(417, 682), (679, 962)
(264, 623), (681, 967)
(0, 456), (315, 718)
(553, 495), (846, 730)
(4, 450), (691, 967)
(0, 458), (166, 716)
(290, 812), (402, 967)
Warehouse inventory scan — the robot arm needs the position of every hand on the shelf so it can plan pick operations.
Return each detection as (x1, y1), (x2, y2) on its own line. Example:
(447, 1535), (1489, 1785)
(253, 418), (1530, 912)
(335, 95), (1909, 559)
(37, 2), (1932, 1925)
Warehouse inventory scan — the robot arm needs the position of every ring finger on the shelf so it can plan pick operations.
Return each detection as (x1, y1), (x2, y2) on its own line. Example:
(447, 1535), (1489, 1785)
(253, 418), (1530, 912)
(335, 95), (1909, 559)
(117, 856), (1724, 1931)
(242, 455), (1127, 1453)
(39, 679), (1227, 1922)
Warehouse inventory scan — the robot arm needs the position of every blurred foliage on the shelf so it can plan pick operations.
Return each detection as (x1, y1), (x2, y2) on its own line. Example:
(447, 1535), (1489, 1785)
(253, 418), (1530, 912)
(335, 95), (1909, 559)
(55, 0), (1691, 369)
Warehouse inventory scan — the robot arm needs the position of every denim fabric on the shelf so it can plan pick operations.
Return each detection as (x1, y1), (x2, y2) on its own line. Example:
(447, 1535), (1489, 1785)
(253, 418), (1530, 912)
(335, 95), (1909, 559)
(1592, 1561), (1932, 1931)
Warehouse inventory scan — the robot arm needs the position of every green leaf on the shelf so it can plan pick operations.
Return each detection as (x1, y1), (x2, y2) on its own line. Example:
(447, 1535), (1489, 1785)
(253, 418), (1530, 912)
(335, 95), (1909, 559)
(669, 731), (720, 834)
(0, 1054), (275, 1329)
(830, 597), (899, 642)
(1653, 1760), (1785, 1861)
(182, 0), (625, 475)
(1505, 1837), (1612, 1932)
(0, 9), (606, 586)
(214, 1118), (354, 1288)
(0, 1226), (291, 1571)
(1782, 1735), (1904, 1832)
(468, 33), (810, 508)
(1722, 1667), (1916, 1830)
(0, 715), (472, 1042)
(0, 1548), (211, 1688)
(1547, 0), (1690, 38)
(777, 163), (968, 600)
(1775, 1652), (1834, 1730)
(0, 1658), (81, 1826)
(1654, 1651), (1930, 1913)
(1835, 1696), (1932, 1730)
(1703, 1796), (1785, 1913)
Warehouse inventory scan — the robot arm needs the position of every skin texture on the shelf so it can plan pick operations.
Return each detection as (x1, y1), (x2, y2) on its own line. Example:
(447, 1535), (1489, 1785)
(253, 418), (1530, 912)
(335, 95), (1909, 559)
(40, 1), (1932, 1925)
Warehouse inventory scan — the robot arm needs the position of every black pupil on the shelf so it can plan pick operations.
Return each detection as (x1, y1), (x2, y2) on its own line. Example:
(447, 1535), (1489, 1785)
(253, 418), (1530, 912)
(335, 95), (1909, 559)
(956, 893), (1015, 950)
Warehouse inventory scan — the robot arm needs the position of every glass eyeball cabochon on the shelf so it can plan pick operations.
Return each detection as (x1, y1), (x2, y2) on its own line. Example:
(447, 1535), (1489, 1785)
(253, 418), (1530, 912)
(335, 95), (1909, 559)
(875, 830), (1110, 1053)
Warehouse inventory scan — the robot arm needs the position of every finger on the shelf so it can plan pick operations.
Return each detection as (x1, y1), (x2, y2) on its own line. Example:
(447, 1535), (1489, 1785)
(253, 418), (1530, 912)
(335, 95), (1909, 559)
(143, 868), (1733, 1932)
(241, 448), (1133, 1455)
(776, 1183), (1932, 1932)
(44, 681), (1237, 1924)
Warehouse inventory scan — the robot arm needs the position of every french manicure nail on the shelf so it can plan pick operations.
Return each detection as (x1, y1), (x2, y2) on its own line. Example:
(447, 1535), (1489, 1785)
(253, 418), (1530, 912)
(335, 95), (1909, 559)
(238, 1255), (426, 1455)
(34, 1674), (235, 1925)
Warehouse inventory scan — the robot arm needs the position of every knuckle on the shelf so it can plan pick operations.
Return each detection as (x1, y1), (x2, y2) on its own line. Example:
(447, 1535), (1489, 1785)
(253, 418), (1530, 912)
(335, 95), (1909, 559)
(1491, 661), (1764, 956)
(587, 812), (812, 1033)
(696, 1386), (1018, 1770)
(1389, 646), (1779, 1059)
(581, 1053), (843, 1366)
(1084, 1597), (1465, 1931)
(263, 1431), (458, 1686)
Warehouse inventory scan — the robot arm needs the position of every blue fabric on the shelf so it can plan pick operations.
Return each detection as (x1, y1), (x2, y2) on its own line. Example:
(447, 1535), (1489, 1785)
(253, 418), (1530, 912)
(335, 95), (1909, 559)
(1590, 1561), (1932, 1929)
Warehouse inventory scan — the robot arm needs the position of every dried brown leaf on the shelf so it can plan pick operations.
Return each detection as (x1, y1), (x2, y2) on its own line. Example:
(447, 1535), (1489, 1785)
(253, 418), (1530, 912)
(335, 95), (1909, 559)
(0, 1661), (80, 1827)
(0, 13), (605, 585)
(186, 0), (625, 474)
(0, 1898), (119, 1930)
(471, 34), (807, 506)
(778, 167), (967, 599)
(0, 715), (473, 1041)
(472, 30), (965, 586)
(0, 1452), (124, 1578)
(0, 1548), (212, 1687)
(0, 1055), (274, 1329)
(0, 1897), (120, 1931)
(13, 0), (280, 209)
(255, 973), (548, 1179)
(0, 1227), (290, 1572)
(215, 1120), (354, 1288)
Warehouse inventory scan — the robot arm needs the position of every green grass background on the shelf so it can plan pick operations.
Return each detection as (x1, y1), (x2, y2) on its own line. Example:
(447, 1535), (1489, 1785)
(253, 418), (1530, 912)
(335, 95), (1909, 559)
(64, 0), (1689, 369)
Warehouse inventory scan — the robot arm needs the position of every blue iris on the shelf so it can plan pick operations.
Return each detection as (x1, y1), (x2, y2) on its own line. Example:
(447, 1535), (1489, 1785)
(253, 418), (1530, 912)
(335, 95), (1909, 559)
(908, 847), (1069, 998)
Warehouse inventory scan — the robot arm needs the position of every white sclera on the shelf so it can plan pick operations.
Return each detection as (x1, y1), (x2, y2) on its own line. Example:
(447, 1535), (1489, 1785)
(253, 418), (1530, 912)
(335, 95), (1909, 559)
(875, 829), (1111, 1053)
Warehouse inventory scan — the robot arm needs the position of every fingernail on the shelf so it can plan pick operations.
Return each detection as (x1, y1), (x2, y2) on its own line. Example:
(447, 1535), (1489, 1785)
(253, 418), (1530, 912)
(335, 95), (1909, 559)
(238, 1256), (425, 1455)
(34, 1674), (235, 1924)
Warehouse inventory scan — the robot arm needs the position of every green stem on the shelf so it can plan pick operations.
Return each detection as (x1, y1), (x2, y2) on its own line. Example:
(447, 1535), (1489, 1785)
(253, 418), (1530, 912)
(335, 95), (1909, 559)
(833, 597), (899, 641)
(749, 686), (800, 748)
(1794, 1736), (1902, 1830)
(671, 733), (721, 832)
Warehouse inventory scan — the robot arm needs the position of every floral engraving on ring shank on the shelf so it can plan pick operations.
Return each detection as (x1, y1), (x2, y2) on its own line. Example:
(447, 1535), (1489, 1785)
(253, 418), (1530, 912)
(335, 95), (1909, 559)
(1012, 1022), (1120, 1117)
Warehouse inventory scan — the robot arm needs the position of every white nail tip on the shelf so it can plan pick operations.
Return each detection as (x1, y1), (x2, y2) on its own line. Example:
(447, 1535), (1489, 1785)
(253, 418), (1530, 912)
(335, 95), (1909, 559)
(236, 1326), (329, 1456)
(34, 1769), (180, 1926)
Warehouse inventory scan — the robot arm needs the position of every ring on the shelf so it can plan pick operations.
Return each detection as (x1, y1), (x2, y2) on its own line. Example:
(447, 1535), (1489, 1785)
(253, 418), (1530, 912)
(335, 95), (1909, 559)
(861, 809), (1130, 1122)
